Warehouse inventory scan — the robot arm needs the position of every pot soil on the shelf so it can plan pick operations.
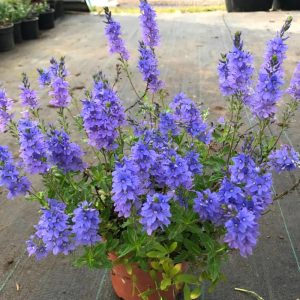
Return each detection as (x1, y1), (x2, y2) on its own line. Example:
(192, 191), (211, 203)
(278, 0), (300, 10)
(109, 253), (185, 300)
(21, 18), (39, 40)
(39, 9), (55, 30)
(13, 21), (22, 43)
(0, 24), (15, 52)
(225, 0), (273, 12)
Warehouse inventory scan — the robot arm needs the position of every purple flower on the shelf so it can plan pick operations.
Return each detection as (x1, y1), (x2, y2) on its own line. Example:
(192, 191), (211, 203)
(139, 0), (160, 47)
(72, 201), (101, 246)
(47, 130), (86, 173)
(159, 112), (179, 137)
(230, 153), (257, 184)
(27, 199), (74, 259)
(18, 118), (49, 174)
(138, 42), (163, 93)
(287, 62), (300, 101)
(81, 81), (126, 151)
(112, 158), (141, 218)
(131, 140), (156, 172)
(19, 74), (39, 109)
(140, 193), (171, 235)
(38, 68), (52, 87)
(161, 151), (193, 190)
(0, 89), (12, 133)
(245, 173), (272, 197)
(104, 8), (129, 61)
(193, 189), (224, 225)
(219, 178), (244, 206)
(249, 21), (290, 119)
(224, 208), (259, 257)
(170, 93), (211, 144)
(268, 145), (299, 172)
(49, 77), (71, 108)
(218, 32), (254, 101)
(185, 151), (202, 175)
(0, 146), (30, 199)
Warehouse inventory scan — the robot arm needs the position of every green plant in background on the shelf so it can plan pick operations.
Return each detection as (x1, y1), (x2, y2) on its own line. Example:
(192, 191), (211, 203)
(0, 1), (13, 26)
(32, 0), (50, 14)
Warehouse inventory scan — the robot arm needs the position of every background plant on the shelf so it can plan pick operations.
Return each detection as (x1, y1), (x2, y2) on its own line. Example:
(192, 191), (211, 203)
(0, 1), (300, 300)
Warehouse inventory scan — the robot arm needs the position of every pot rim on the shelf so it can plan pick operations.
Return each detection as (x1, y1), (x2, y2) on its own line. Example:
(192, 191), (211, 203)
(0, 23), (14, 30)
(39, 8), (55, 15)
(23, 17), (39, 23)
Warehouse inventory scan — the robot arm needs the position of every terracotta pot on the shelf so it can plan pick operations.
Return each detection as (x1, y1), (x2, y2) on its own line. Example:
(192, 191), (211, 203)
(109, 253), (185, 300)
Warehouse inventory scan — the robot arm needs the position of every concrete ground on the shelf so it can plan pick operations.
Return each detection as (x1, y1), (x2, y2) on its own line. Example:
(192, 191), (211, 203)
(0, 9), (300, 300)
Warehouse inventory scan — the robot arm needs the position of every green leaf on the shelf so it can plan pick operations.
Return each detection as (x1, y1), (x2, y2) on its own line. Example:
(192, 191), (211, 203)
(160, 277), (171, 290)
(146, 251), (166, 258)
(191, 287), (202, 299)
(175, 274), (198, 284)
(169, 242), (177, 253)
(183, 284), (191, 300)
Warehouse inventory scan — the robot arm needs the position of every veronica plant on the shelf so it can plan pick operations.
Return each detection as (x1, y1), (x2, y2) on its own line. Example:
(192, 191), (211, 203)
(0, 2), (299, 299)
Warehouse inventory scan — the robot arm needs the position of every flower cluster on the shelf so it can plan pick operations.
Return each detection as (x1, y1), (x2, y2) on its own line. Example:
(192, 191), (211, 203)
(27, 199), (101, 260)
(104, 8), (129, 61)
(72, 201), (102, 246)
(18, 118), (49, 174)
(81, 80), (125, 150)
(138, 42), (163, 93)
(158, 112), (179, 137)
(170, 93), (211, 144)
(0, 146), (30, 199)
(0, 89), (12, 132)
(112, 158), (141, 218)
(268, 144), (300, 172)
(19, 73), (39, 109)
(217, 32), (254, 101)
(139, 0), (160, 47)
(140, 193), (171, 235)
(27, 199), (74, 259)
(47, 129), (86, 173)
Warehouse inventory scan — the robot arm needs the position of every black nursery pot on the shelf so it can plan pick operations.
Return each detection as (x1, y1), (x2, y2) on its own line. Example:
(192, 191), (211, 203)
(39, 9), (55, 30)
(278, 0), (300, 10)
(21, 17), (39, 40)
(0, 24), (15, 52)
(225, 0), (273, 12)
(49, 0), (64, 19)
(13, 21), (23, 43)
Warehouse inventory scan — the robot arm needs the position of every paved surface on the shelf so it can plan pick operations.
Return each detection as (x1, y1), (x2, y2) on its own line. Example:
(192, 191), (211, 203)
(118, 0), (224, 7)
(0, 10), (300, 300)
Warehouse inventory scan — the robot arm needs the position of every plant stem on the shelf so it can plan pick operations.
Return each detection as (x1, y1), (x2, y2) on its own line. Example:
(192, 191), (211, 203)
(273, 178), (300, 201)
(234, 288), (264, 300)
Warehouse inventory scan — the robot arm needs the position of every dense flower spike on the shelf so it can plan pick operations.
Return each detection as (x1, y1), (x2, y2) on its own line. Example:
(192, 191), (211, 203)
(0, 89), (12, 132)
(193, 189), (224, 225)
(27, 199), (74, 259)
(0, 146), (30, 199)
(224, 208), (259, 257)
(139, 0), (160, 47)
(104, 8), (129, 61)
(268, 145), (300, 172)
(287, 62), (300, 100)
(19, 73), (39, 109)
(47, 130), (86, 173)
(250, 18), (291, 119)
(72, 201), (102, 246)
(112, 158), (141, 218)
(158, 112), (179, 137)
(217, 32), (254, 101)
(49, 77), (71, 107)
(185, 151), (203, 175)
(37, 68), (52, 87)
(170, 93), (211, 144)
(18, 118), (49, 174)
(138, 42), (163, 93)
(81, 80), (126, 150)
(140, 193), (171, 235)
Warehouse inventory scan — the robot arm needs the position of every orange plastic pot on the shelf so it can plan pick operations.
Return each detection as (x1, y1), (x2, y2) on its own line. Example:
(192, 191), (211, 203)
(109, 253), (185, 300)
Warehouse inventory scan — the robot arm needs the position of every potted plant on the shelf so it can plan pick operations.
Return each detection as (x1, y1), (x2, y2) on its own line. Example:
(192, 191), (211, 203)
(21, 0), (39, 40)
(0, 1), (15, 51)
(48, 0), (64, 19)
(8, 2), (27, 43)
(277, 0), (300, 10)
(0, 3), (300, 300)
(33, 0), (55, 30)
(225, 0), (273, 12)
